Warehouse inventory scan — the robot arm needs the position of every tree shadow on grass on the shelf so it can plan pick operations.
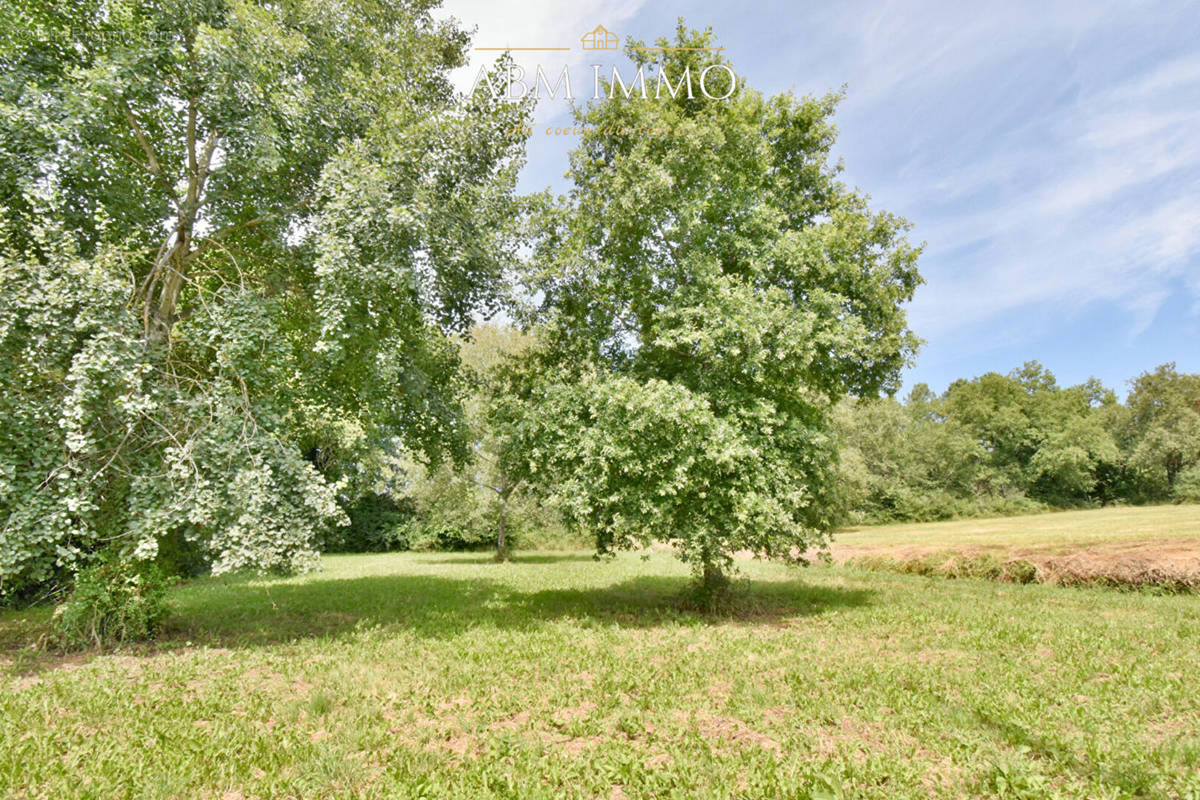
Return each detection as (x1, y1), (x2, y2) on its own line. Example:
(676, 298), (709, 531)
(413, 553), (597, 565)
(161, 572), (874, 650)
(0, 568), (873, 673)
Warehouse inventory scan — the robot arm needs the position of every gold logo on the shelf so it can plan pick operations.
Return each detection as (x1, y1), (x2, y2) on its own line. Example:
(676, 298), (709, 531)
(580, 25), (618, 51)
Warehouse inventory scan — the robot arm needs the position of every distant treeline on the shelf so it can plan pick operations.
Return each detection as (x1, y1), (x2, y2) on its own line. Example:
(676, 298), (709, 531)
(835, 362), (1200, 524)
(334, 358), (1200, 553)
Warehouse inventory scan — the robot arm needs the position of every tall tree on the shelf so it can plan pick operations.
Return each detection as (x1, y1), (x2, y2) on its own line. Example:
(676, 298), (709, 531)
(502, 23), (923, 594)
(1125, 363), (1200, 494)
(0, 0), (528, 601)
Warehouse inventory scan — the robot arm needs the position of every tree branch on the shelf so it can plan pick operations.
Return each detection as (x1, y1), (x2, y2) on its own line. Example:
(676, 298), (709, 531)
(183, 198), (312, 266)
(120, 99), (161, 177)
(197, 127), (219, 179)
(187, 99), (198, 175)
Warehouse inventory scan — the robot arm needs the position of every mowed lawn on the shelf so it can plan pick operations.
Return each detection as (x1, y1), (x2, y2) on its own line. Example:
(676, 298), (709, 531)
(830, 505), (1200, 590)
(835, 504), (1200, 553)
(3, 550), (1199, 799)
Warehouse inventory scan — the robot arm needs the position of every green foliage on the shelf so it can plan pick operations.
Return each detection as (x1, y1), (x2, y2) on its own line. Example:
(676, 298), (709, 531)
(402, 325), (571, 554)
(504, 369), (840, 576)
(941, 362), (1120, 504)
(0, 1), (529, 601)
(400, 468), (575, 553)
(0, 233), (346, 600)
(833, 362), (1200, 524)
(1124, 363), (1200, 494)
(52, 554), (170, 648)
(505, 23), (922, 582)
(321, 493), (414, 554)
(402, 461), (497, 551)
(1174, 463), (1200, 503)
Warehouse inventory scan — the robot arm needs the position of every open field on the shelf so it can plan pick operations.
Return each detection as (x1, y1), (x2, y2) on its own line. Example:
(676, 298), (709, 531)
(3, 551), (1199, 799)
(831, 505), (1200, 590)
(835, 505), (1200, 551)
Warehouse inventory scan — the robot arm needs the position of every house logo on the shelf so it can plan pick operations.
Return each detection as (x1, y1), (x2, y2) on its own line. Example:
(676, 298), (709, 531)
(581, 25), (618, 51)
(473, 23), (738, 108)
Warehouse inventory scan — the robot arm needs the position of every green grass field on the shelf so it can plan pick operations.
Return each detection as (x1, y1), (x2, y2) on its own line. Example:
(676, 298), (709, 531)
(836, 505), (1200, 552)
(3, 543), (1199, 799)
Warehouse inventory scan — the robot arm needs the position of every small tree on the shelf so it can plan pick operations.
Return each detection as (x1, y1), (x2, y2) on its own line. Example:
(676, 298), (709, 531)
(405, 325), (564, 559)
(504, 23), (923, 595)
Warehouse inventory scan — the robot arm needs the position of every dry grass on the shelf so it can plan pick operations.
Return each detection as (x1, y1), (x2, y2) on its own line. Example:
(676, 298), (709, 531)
(832, 505), (1200, 590)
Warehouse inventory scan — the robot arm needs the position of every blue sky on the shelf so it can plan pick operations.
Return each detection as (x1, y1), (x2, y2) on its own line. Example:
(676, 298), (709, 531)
(439, 0), (1200, 397)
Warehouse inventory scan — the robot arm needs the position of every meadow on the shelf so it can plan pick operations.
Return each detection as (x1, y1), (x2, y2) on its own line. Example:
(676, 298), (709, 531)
(3, 520), (1199, 799)
(832, 505), (1200, 590)
(835, 505), (1200, 552)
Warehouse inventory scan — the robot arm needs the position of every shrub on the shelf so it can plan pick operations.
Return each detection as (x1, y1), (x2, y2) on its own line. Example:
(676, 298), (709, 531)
(155, 529), (211, 578)
(52, 557), (170, 648)
(1173, 464), (1200, 503)
(0, 247), (346, 604)
(321, 493), (414, 553)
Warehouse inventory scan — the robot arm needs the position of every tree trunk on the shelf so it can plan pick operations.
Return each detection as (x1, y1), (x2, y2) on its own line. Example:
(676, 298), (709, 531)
(696, 546), (729, 609)
(136, 105), (218, 344)
(702, 560), (725, 594)
(495, 473), (510, 561)
(1167, 452), (1182, 489)
(146, 235), (189, 342)
(496, 500), (507, 561)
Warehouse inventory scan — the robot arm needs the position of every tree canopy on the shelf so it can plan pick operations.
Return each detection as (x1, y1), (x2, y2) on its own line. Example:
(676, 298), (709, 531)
(0, 0), (528, 601)
(500, 24), (923, 590)
(835, 361), (1200, 523)
(2, 5), (1193, 613)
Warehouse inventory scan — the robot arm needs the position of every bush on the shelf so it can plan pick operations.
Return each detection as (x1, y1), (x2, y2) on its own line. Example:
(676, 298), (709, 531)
(321, 493), (414, 553)
(848, 484), (1045, 527)
(155, 529), (211, 578)
(1173, 464), (1200, 503)
(53, 557), (170, 648)
(402, 458), (575, 553)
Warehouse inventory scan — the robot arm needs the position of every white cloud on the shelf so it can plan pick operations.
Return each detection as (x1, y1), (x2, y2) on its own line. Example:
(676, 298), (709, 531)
(896, 46), (1200, 340)
(435, 0), (1200, 357)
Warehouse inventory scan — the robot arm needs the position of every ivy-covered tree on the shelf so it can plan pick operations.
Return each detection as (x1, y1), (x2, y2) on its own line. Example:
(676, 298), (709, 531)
(502, 23), (923, 594)
(0, 0), (528, 602)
